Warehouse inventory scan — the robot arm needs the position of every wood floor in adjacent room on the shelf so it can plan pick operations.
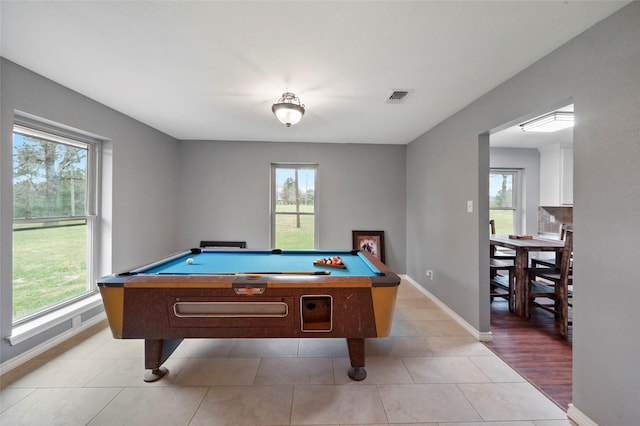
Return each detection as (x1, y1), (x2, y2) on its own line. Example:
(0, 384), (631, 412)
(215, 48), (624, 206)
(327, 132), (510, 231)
(485, 299), (573, 411)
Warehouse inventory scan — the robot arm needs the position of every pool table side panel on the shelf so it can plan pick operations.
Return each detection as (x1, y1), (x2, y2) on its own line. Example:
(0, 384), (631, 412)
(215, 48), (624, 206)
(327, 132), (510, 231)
(122, 288), (172, 337)
(371, 286), (399, 337)
(99, 287), (124, 338)
(120, 287), (378, 339)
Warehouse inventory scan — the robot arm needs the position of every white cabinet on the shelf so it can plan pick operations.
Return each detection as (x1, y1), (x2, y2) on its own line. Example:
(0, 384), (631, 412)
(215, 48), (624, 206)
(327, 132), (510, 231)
(560, 148), (573, 205)
(539, 144), (573, 206)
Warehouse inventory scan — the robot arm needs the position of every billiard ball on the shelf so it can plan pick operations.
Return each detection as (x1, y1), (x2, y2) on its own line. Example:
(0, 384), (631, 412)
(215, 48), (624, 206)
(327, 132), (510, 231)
(186, 258), (194, 265)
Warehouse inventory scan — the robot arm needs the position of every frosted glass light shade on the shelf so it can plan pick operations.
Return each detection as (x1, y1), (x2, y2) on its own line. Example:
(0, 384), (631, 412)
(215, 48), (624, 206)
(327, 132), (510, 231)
(272, 92), (305, 127)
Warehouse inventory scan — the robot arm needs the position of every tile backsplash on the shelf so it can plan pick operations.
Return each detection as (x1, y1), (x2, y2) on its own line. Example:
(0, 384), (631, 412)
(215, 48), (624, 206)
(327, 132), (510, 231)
(538, 206), (573, 236)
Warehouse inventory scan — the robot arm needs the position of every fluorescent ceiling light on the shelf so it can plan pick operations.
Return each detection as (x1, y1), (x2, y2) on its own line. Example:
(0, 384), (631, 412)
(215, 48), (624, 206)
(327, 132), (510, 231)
(520, 112), (574, 132)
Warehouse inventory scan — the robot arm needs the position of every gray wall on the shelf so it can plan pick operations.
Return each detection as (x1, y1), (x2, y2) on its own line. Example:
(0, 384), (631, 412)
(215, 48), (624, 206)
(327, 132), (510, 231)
(0, 59), (180, 362)
(406, 3), (640, 424)
(490, 147), (540, 235)
(176, 140), (407, 273)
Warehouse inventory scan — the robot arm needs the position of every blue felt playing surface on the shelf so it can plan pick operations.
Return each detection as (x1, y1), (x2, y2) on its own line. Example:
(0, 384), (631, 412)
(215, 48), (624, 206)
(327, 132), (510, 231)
(143, 249), (381, 276)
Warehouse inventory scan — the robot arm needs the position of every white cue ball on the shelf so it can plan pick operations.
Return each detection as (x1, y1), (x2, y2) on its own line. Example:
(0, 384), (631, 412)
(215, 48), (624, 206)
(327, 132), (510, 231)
(187, 258), (194, 265)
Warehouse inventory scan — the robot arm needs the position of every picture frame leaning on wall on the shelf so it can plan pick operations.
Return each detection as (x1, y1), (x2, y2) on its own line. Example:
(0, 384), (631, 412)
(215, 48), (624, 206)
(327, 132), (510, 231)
(352, 230), (385, 264)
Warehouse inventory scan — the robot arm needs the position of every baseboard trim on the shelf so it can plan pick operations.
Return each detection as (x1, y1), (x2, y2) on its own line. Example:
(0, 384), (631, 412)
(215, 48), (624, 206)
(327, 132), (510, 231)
(567, 404), (599, 426)
(401, 275), (492, 341)
(0, 313), (106, 376)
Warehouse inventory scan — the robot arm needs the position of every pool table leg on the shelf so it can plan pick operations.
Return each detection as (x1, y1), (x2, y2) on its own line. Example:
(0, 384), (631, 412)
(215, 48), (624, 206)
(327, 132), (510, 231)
(143, 338), (184, 382)
(346, 337), (367, 381)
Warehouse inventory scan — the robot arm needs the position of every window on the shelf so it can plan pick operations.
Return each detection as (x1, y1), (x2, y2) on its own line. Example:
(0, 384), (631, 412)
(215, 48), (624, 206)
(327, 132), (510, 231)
(12, 121), (100, 324)
(489, 169), (521, 234)
(271, 164), (317, 249)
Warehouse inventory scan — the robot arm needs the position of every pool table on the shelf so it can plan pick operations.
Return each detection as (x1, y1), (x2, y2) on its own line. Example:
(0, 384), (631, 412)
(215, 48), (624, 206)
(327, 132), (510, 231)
(98, 248), (400, 382)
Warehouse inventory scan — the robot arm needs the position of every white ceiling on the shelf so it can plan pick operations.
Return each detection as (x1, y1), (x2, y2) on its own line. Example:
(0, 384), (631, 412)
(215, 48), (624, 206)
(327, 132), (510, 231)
(0, 1), (628, 145)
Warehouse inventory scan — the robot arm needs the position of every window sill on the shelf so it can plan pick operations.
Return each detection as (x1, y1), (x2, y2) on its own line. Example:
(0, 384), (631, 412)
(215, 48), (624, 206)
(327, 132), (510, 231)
(8, 294), (103, 346)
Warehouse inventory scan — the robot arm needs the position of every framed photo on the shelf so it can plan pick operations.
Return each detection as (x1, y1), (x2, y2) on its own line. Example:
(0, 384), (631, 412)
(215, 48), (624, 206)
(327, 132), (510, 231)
(352, 230), (385, 264)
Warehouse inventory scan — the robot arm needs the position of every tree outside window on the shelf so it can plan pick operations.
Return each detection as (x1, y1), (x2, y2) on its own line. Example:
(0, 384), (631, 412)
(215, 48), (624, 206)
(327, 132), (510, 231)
(12, 124), (98, 322)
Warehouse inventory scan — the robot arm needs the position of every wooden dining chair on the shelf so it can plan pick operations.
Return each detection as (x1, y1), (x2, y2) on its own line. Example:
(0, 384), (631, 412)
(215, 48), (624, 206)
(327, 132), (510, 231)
(489, 220), (515, 311)
(490, 258), (516, 312)
(530, 224), (572, 268)
(524, 228), (573, 338)
(489, 219), (515, 260)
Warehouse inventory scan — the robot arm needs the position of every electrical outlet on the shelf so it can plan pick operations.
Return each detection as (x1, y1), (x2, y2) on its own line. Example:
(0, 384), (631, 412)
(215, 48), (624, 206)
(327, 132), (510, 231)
(426, 269), (434, 280)
(72, 315), (81, 329)
(467, 200), (473, 213)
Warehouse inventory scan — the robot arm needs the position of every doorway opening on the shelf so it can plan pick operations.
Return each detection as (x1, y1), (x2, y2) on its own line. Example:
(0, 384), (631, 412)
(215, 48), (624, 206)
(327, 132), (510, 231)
(485, 102), (574, 410)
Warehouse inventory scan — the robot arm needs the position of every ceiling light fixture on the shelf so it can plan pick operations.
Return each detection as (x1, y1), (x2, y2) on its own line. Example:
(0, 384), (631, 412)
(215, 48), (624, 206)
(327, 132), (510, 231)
(272, 92), (305, 127)
(520, 112), (574, 132)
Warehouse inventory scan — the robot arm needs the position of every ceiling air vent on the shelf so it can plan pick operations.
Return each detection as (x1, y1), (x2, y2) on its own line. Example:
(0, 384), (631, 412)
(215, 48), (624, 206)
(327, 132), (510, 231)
(384, 89), (413, 104)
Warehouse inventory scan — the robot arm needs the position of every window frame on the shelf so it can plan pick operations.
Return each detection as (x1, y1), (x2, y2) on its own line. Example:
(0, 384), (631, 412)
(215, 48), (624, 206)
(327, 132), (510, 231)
(270, 163), (318, 249)
(489, 168), (522, 235)
(11, 119), (101, 327)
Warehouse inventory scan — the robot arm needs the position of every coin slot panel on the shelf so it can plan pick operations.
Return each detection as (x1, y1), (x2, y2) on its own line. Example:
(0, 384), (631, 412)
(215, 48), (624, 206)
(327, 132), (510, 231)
(301, 295), (332, 332)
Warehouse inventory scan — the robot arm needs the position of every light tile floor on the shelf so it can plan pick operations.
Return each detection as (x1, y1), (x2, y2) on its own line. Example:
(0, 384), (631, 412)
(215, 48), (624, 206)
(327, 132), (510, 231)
(0, 278), (573, 425)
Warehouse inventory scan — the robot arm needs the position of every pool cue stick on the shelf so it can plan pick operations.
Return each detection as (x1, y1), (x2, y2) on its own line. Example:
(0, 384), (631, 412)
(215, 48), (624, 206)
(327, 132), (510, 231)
(232, 271), (332, 275)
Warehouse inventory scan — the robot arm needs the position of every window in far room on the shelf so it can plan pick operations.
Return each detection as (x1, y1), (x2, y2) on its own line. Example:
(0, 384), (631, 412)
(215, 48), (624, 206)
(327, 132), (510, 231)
(12, 120), (100, 325)
(271, 164), (318, 249)
(489, 168), (521, 234)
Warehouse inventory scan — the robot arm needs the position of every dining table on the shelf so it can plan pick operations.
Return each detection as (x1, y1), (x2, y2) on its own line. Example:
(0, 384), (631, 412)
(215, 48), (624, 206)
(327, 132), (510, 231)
(490, 234), (565, 317)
